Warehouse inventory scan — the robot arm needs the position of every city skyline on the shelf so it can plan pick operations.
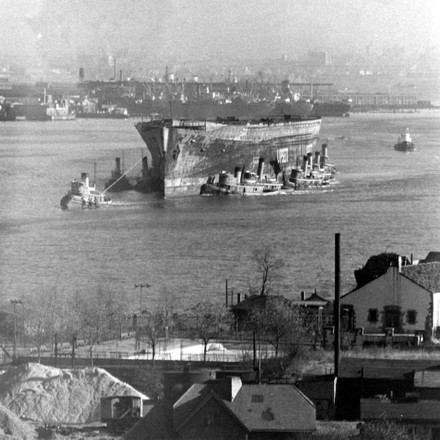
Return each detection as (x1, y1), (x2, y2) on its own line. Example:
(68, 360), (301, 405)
(0, 0), (439, 73)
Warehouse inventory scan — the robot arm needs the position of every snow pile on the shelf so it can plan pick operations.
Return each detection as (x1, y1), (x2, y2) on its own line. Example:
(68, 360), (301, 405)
(0, 363), (148, 424)
(0, 403), (35, 439)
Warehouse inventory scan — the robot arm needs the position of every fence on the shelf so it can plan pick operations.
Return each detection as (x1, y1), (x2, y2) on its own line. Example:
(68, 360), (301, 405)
(10, 337), (280, 367)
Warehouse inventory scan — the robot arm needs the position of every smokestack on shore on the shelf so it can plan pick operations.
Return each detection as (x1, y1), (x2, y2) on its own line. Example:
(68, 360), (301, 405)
(334, 232), (340, 377)
(334, 233), (341, 416)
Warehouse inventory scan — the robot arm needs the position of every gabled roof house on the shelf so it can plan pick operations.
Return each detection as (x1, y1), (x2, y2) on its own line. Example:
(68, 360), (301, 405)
(340, 254), (440, 340)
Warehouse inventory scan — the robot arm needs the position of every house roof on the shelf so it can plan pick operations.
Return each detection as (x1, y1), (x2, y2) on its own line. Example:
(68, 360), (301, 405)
(401, 262), (440, 293)
(173, 380), (236, 429)
(173, 379), (316, 433)
(223, 384), (315, 432)
(339, 358), (440, 379)
(361, 398), (440, 422)
(125, 399), (174, 440)
(296, 375), (335, 400)
(420, 252), (440, 264)
(342, 262), (440, 298)
(305, 293), (328, 303)
(231, 295), (291, 312)
(292, 293), (329, 308)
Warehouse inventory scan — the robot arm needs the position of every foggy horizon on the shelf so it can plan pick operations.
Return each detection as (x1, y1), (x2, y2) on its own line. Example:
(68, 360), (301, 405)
(0, 0), (439, 73)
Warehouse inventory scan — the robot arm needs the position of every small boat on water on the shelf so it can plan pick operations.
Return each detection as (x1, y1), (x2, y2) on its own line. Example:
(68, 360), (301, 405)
(200, 143), (335, 196)
(60, 172), (112, 209)
(394, 128), (415, 152)
(200, 167), (284, 196)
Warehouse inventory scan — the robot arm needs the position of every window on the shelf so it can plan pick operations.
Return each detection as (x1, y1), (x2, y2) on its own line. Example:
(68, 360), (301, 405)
(368, 309), (378, 323)
(252, 394), (264, 403)
(407, 310), (417, 325)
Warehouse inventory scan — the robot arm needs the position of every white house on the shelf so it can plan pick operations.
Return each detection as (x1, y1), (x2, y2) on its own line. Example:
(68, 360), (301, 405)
(341, 257), (440, 340)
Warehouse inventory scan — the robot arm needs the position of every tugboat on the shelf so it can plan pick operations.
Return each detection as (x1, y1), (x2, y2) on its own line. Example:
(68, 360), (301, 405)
(201, 143), (335, 196)
(0, 99), (16, 121)
(394, 128), (415, 152)
(282, 144), (335, 190)
(60, 172), (112, 209)
(201, 167), (284, 196)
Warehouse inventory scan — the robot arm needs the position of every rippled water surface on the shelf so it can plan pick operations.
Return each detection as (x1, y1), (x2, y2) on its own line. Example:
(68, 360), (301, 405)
(1, 112), (440, 309)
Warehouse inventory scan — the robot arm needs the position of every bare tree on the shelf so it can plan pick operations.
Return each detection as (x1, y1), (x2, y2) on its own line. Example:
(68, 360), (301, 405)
(75, 286), (129, 365)
(24, 289), (66, 362)
(186, 301), (233, 363)
(246, 297), (310, 358)
(136, 308), (165, 361)
(251, 246), (284, 296)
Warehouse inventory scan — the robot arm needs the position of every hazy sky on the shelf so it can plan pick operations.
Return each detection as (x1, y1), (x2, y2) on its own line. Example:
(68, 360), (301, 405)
(0, 0), (439, 68)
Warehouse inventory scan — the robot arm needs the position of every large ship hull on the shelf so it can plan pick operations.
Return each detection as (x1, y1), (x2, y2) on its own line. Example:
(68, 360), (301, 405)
(135, 116), (322, 198)
(311, 101), (351, 117)
(132, 99), (313, 119)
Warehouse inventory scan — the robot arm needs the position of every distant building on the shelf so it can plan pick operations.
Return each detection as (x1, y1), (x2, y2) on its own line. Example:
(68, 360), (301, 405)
(307, 51), (332, 68)
(230, 294), (292, 331)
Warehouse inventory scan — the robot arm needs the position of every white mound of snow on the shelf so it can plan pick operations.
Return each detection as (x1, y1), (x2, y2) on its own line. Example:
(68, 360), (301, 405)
(0, 402), (35, 439)
(0, 363), (148, 424)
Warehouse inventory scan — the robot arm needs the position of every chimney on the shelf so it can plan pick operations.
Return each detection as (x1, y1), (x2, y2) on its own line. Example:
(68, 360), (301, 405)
(300, 291), (306, 301)
(225, 376), (242, 401)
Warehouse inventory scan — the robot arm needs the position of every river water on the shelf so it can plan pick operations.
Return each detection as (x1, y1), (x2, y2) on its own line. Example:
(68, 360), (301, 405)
(1, 111), (440, 312)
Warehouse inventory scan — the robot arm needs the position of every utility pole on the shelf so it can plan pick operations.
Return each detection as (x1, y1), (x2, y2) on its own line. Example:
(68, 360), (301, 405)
(334, 233), (341, 418)
(10, 299), (22, 362)
(225, 279), (228, 308)
(134, 283), (151, 313)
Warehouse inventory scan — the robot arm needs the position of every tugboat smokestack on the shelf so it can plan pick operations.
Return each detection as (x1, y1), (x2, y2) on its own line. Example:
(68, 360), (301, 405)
(321, 143), (328, 167)
(234, 166), (242, 181)
(81, 172), (89, 187)
(257, 158), (264, 179)
(315, 151), (321, 169)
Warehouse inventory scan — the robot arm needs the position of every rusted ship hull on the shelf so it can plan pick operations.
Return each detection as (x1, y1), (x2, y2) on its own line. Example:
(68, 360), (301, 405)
(135, 116), (322, 198)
